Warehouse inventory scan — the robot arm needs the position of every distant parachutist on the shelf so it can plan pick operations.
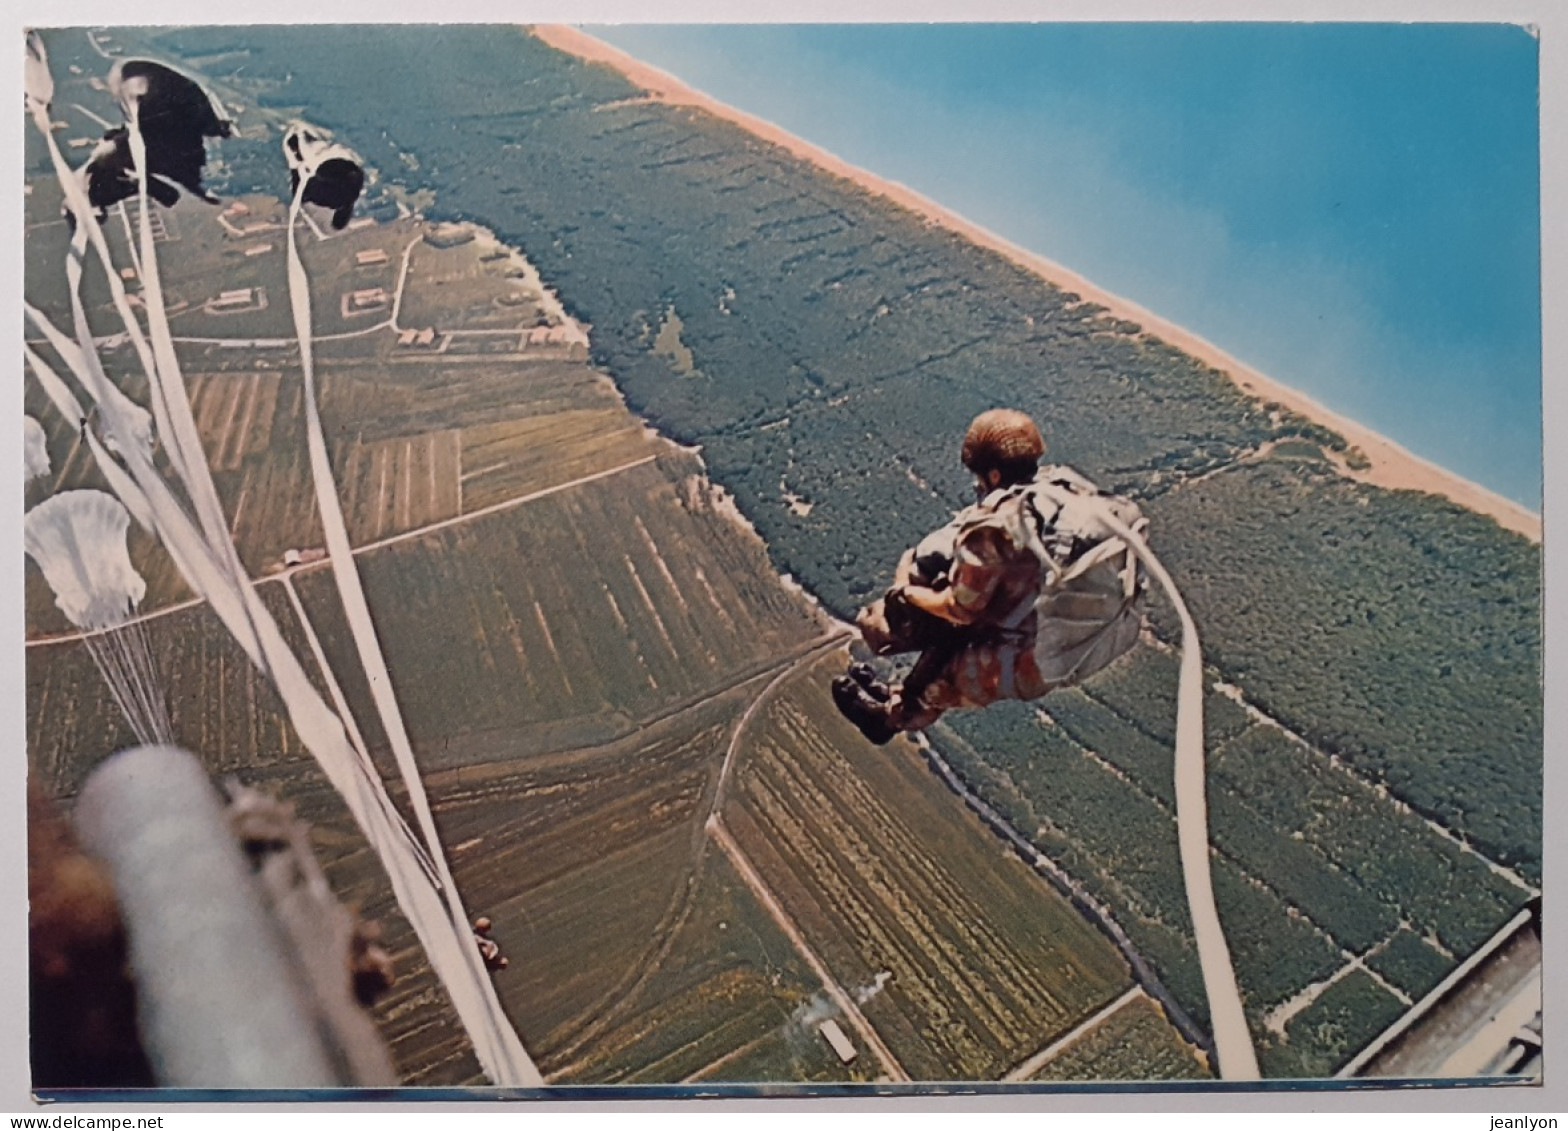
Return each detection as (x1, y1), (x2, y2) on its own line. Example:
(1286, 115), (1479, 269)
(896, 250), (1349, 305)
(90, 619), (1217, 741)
(283, 124), (366, 230)
(472, 917), (507, 972)
(108, 57), (234, 195)
(25, 490), (170, 746)
(25, 416), (51, 483)
(350, 919), (396, 1006)
(66, 58), (233, 227)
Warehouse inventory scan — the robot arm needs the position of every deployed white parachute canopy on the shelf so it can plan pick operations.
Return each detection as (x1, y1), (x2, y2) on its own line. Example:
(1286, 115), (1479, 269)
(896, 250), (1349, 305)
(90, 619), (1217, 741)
(24, 31), (52, 114)
(26, 490), (169, 746)
(26, 489), (146, 629)
(101, 382), (156, 465)
(25, 416), (51, 483)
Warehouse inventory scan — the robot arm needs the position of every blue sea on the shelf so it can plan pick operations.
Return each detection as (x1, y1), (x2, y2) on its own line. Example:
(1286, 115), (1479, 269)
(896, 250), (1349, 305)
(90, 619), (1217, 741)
(592, 24), (1542, 510)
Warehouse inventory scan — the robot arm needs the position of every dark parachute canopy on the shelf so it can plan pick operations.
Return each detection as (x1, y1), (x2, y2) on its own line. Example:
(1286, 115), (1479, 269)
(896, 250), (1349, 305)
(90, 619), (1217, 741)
(284, 124), (365, 230)
(72, 59), (233, 223)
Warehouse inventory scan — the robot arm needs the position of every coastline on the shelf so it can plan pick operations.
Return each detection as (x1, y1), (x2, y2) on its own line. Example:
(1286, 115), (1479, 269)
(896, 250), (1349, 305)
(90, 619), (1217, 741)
(532, 24), (1541, 544)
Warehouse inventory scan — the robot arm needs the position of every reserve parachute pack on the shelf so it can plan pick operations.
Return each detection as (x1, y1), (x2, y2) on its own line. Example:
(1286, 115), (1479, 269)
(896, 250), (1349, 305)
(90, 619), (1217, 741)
(966, 465), (1149, 688)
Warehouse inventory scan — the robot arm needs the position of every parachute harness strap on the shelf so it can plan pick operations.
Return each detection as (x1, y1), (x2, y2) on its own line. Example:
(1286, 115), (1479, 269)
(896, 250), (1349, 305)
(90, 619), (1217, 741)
(985, 485), (1060, 632)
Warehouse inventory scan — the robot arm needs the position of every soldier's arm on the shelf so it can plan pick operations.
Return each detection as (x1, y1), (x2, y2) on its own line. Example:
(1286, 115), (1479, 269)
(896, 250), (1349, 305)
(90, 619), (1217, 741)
(903, 527), (1006, 626)
(900, 582), (966, 624)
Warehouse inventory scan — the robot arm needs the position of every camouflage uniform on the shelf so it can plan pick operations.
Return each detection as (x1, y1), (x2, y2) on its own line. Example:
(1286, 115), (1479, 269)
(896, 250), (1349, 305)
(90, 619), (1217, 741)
(852, 464), (1147, 735)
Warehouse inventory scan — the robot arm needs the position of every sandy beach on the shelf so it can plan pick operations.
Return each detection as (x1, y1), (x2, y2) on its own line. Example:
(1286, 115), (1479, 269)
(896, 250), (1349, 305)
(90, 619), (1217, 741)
(532, 25), (1541, 544)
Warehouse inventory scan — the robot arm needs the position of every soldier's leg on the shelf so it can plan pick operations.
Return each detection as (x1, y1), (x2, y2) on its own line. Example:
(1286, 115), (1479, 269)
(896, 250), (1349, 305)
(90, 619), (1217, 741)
(900, 623), (968, 702)
(884, 690), (946, 733)
(833, 638), (964, 745)
(888, 637), (1025, 733)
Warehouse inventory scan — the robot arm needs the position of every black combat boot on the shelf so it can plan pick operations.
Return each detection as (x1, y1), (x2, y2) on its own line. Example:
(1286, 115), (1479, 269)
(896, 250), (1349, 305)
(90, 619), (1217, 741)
(831, 676), (898, 746)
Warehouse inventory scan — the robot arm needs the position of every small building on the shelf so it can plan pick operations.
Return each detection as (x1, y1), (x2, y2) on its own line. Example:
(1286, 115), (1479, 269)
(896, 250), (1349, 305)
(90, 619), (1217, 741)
(342, 287), (389, 318)
(396, 326), (439, 348)
(119, 266), (138, 281)
(225, 201), (251, 218)
(355, 248), (389, 267)
(244, 243), (272, 258)
(818, 1019), (857, 1066)
(208, 287), (260, 313)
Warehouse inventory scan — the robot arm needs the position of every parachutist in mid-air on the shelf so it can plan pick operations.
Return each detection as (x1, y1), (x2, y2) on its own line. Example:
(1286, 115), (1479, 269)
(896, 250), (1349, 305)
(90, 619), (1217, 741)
(833, 409), (1150, 745)
(472, 917), (508, 972)
(108, 58), (234, 149)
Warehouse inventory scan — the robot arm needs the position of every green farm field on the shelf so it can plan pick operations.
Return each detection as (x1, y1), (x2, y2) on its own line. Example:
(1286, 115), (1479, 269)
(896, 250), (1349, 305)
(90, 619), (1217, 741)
(931, 640), (1531, 1076)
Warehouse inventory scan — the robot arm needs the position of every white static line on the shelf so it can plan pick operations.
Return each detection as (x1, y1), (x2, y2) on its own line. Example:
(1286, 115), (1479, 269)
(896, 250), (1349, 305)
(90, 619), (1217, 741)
(1337, 906), (1535, 1078)
(1004, 985), (1145, 1082)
